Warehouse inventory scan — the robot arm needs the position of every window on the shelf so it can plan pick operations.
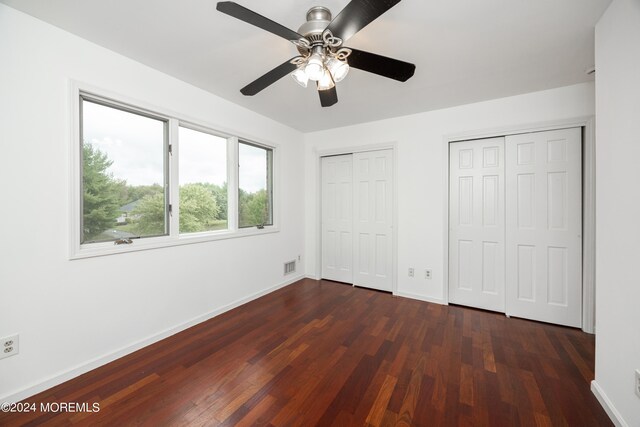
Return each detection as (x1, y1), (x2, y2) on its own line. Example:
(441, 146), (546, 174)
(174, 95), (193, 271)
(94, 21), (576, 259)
(80, 96), (168, 244)
(238, 141), (273, 228)
(73, 87), (277, 258)
(178, 126), (228, 233)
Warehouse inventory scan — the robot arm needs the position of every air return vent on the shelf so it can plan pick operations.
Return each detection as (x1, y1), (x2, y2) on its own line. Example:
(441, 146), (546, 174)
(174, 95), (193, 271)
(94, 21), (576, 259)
(284, 260), (296, 275)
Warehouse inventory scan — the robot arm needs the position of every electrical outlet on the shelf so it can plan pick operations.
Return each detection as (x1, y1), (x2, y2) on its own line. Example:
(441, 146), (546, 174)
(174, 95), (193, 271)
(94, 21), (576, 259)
(0, 335), (19, 360)
(408, 268), (414, 277)
(635, 370), (640, 398)
(425, 269), (432, 279)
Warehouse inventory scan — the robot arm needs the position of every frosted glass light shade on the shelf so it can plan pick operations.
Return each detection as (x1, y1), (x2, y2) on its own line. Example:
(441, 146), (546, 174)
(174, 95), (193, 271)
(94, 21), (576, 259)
(326, 57), (349, 82)
(305, 52), (325, 81)
(317, 69), (335, 90)
(291, 67), (308, 88)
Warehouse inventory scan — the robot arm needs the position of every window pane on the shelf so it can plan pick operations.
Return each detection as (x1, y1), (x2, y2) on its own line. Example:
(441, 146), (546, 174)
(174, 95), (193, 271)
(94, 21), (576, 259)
(81, 98), (167, 244)
(178, 127), (228, 233)
(239, 142), (273, 228)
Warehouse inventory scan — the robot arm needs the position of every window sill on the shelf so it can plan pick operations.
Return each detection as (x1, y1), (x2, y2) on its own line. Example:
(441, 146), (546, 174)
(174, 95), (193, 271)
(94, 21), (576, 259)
(70, 226), (279, 260)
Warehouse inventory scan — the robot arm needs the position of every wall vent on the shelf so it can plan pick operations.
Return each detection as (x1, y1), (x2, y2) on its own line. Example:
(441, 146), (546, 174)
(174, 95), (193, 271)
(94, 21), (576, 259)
(284, 260), (296, 275)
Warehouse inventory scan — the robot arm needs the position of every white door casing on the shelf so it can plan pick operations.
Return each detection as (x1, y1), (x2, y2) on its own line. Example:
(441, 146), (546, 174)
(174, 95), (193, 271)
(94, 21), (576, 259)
(505, 128), (582, 327)
(321, 154), (353, 283)
(449, 138), (506, 312)
(353, 150), (394, 291)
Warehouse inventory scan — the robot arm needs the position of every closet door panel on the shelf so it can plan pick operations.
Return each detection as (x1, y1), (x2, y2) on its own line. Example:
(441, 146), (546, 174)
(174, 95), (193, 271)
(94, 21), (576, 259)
(449, 138), (506, 312)
(321, 154), (354, 283)
(505, 128), (582, 327)
(353, 149), (393, 291)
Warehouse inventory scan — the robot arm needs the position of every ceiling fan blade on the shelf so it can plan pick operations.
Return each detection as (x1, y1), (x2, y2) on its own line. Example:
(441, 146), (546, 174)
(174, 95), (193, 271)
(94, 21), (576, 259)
(325, 0), (402, 43)
(346, 48), (415, 82)
(216, 2), (303, 42)
(318, 86), (338, 107)
(240, 59), (299, 96)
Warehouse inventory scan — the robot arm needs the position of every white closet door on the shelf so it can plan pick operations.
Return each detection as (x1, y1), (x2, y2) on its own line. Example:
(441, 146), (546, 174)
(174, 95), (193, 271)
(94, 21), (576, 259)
(449, 138), (506, 312)
(505, 128), (582, 327)
(321, 154), (353, 283)
(353, 149), (393, 291)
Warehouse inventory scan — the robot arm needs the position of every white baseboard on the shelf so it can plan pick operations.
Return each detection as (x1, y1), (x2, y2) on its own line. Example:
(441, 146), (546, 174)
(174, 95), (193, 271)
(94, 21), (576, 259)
(591, 380), (628, 427)
(305, 274), (321, 280)
(393, 291), (447, 305)
(0, 274), (305, 404)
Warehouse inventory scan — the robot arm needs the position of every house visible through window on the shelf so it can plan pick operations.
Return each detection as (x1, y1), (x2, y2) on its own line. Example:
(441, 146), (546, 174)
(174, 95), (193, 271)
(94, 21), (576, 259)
(80, 96), (168, 244)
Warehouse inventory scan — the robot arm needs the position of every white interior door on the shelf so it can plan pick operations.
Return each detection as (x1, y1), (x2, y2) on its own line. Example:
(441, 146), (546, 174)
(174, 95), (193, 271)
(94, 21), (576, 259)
(505, 128), (582, 327)
(449, 138), (506, 312)
(353, 150), (393, 291)
(321, 154), (353, 283)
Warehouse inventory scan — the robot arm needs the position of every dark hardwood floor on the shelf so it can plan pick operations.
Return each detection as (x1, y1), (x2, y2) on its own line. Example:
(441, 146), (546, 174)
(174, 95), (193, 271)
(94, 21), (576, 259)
(0, 279), (611, 426)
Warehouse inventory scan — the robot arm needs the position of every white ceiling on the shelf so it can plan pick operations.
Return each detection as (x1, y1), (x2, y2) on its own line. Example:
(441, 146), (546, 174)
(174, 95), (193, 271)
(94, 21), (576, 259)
(1, 0), (611, 132)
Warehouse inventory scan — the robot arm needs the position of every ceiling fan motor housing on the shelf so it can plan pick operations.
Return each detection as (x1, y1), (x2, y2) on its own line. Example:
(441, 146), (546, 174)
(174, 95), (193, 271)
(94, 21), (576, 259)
(297, 6), (332, 53)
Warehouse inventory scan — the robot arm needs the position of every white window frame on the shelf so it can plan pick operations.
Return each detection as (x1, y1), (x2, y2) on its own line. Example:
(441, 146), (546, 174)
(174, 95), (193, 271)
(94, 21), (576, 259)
(237, 139), (275, 229)
(174, 122), (234, 237)
(69, 81), (279, 259)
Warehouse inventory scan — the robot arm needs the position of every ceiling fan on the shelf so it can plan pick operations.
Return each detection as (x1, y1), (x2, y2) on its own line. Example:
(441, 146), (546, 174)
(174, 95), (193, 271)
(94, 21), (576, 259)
(216, 0), (416, 107)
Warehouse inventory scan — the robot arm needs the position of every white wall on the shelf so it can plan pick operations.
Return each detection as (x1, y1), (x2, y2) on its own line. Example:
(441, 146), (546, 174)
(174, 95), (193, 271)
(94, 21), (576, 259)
(593, 0), (640, 425)
(0, 5), (305, 402)
(304, 83), (594, 303)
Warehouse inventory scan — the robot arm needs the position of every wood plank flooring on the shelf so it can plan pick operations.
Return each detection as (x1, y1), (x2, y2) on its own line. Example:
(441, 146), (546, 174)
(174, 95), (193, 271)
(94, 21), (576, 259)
(0, 279), (612, 426)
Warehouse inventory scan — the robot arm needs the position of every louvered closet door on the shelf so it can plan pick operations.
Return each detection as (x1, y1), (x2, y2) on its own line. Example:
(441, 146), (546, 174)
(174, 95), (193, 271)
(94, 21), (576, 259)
(449, 138), (506, 312)
(353, 149), (393, 292)
(505, 128), (582, 327)
(321, 154), (354, 283)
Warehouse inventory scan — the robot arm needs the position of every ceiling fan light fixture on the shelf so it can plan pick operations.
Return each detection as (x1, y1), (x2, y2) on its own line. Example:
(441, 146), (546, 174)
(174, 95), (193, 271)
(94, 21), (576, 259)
(326, 57), (349, 83)
(305, 60), (324, 81)
(291, 67), (309, 88)
(305, 46), (325, 81)
(317, 68), (335, 91)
